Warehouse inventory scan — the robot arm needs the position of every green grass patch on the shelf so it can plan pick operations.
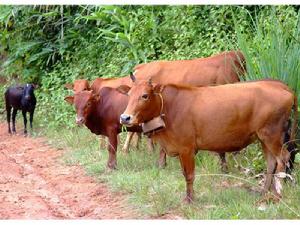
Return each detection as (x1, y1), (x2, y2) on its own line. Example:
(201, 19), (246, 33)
(20, 117), (300, 219)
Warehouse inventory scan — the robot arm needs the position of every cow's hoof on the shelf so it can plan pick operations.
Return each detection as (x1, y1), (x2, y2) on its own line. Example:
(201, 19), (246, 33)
(257, 192), (280, 205)
(157, 161), (166, 169)
(107, 163), (117, 171)
(183, 195), (193, 204)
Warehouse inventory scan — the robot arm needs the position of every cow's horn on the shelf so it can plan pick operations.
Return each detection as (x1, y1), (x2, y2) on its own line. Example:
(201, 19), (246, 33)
(130, 72), (136, 82)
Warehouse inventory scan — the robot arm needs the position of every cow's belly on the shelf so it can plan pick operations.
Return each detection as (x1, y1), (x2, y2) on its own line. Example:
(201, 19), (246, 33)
(197, 132), (257, 153)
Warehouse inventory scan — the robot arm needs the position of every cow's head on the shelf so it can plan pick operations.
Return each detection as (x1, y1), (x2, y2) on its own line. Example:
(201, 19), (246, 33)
(64, 90), (99, 125)
(64, 79), (90, 93)
(22, 84), (36, 101)
(117, 74), (164, 126)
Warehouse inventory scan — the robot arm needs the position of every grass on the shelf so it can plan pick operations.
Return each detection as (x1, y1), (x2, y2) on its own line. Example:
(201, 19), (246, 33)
(15, 114), (299, 219)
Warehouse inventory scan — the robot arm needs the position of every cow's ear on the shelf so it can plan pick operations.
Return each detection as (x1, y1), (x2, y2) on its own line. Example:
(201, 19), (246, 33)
(116, 85), (131, 95)
(64, 83), (74, 90)
(33, 84), (39, 89)
(64, 96), (74, 104)
(153, 84), (164, 94)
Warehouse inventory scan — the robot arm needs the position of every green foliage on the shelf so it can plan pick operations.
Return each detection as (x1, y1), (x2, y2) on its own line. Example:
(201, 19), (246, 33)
(233, 6), (300, 172)
(235, 6), (300, 95)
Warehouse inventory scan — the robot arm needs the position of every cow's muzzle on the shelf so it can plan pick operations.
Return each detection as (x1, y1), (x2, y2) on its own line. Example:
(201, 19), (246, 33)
(76, 116), (85, 125)
(120, 114), (133, 126)
(24, 95), (31, 100)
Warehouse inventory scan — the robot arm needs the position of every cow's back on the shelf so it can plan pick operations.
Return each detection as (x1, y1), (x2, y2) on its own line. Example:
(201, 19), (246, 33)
(158, 81), (293, 153)
(91, 76), (131, 94)
(5, 86), (23, 110)
(134, 50), (246, 86)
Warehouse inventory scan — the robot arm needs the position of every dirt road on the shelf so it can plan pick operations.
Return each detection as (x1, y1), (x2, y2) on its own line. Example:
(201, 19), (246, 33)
(0, 123), (138, 219)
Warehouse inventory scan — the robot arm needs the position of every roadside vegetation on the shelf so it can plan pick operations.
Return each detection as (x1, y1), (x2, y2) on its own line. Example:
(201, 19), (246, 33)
(0, 5), (300, 219)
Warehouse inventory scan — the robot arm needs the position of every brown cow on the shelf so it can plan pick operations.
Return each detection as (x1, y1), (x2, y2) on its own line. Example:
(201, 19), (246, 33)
(65, 79), (90, 92)
(133, 50), (245, 85)
(64, 78), (144, 152)
(66, 50), (246, 168)
(118, 77), (297, 202)
(65, 87), (143, 169)
(133, 50), (246, 170)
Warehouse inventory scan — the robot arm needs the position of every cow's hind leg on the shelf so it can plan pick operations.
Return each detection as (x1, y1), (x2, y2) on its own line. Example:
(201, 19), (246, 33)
(6, 106), (12, 134)
(179, 151), (195, 203)
(260, 142), (277, 194)
(22, 110), (27, 135)
(12, 108), (18, 133)
(219, 153), (228, 173)
(258, 123), (290, 199)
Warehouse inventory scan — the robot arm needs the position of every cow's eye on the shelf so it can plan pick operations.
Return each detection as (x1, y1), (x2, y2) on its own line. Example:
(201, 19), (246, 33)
(141, 93), (149, 100)
(87, 102), (91, 107)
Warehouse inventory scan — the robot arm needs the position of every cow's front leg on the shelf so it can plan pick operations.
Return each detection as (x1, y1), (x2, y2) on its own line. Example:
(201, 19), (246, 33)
(179, 151), (195, 203)
(107, 131), (118, 170)
(158, 147), (167, 168)
(22, 110), (27, 135)
(122, 132), (135, 153)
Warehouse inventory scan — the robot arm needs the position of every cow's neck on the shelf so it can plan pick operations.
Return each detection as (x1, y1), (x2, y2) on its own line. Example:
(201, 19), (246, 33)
(85, 102), (106, 135)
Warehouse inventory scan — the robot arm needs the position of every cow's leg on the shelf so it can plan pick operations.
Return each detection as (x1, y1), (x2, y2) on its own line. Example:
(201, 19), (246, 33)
(261, 142), (277, 194)
(122, 132), (135, 153)
(179, 152), (195, 203)
(29, 109), (34, 130)
(107, 131), (118, 169)
(132, 132), (141, 150)
(99, 136), (106, 150)
(22, 110), (27, 135)
(259, 123), (289, 198)
(12, 108), (18, 133)
(158, 147), (167, 168)
(219, 153), (228, 173)
(272, 148), (290, 198)
(6, 106), (12, 134)
(147, 138), (155, 153)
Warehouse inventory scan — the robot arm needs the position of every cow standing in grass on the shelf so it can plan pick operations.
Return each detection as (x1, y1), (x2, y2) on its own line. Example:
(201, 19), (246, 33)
(5, 84), (37, 135)
(118, 77), (297, 202)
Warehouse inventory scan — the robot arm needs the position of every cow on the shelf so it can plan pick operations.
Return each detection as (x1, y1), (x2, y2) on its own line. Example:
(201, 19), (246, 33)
(64, 87), (144, 169)
(133, 50), (246, 85)
(118, 76), (297, 202)
(5, 84), (37, 135)
(132, 50), (246, 170)
(64, 79), (90, 92)
(66, 50), (246, 168)
(65, 78), (151, 153)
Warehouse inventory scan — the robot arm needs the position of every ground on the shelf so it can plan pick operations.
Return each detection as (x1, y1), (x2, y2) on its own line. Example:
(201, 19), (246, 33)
(0, 122), (138, 219)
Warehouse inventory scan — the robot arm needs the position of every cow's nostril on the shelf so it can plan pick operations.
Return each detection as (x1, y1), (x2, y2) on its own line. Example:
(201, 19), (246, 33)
(120, 114), (131, 124)
(76, 117), (85, 124)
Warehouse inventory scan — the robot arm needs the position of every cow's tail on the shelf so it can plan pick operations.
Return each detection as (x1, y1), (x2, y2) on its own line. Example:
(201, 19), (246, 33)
(285, 94), (298, 174)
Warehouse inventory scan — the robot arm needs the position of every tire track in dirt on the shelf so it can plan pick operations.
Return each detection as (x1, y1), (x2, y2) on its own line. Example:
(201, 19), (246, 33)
(0, 123), (138, 219)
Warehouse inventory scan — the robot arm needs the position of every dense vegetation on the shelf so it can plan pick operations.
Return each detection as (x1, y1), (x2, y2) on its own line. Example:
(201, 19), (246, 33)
(1, 5), (300, 219)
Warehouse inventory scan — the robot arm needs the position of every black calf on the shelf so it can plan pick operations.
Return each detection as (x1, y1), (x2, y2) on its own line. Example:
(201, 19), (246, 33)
(5, 84), (37, 134)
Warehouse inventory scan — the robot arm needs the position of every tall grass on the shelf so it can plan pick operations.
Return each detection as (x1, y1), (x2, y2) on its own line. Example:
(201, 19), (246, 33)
(234, 9), (300, 97)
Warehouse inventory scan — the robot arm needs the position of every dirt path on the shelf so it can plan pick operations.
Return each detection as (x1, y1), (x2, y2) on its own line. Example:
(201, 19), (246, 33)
(0, 123), (138, 219)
